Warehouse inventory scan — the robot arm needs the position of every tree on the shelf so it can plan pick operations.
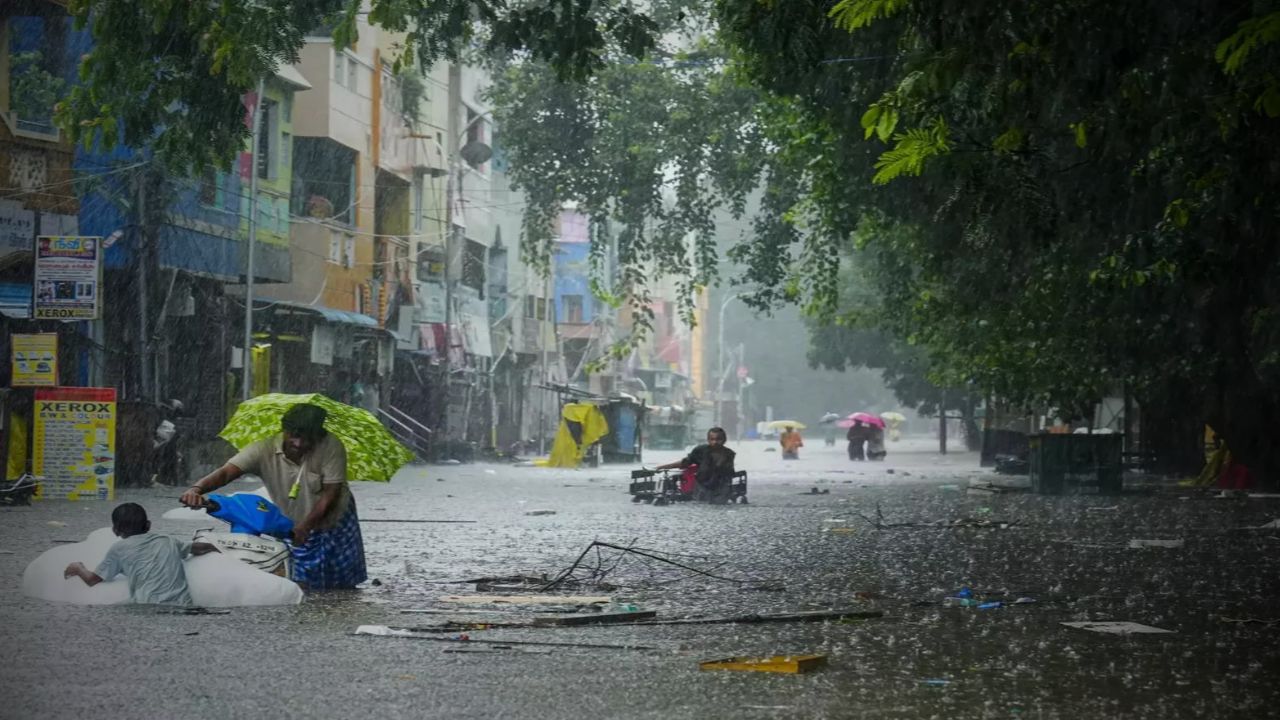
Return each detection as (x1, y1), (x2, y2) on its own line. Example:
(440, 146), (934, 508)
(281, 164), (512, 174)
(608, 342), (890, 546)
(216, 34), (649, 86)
(717, 0), (1280, 480)
(805, 229), (982, 446)
(484, 3), (767, 352)
(57, 0), (661, 173)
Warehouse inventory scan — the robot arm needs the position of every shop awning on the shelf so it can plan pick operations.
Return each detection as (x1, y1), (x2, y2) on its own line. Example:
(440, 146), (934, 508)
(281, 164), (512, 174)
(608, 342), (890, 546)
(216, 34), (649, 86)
(257, 299), (379, 328)
(0, 282), (31, 319)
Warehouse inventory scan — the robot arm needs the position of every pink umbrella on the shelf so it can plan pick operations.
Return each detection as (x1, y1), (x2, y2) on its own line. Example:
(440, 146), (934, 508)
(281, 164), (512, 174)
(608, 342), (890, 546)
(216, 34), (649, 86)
(837, 412), (886, 429)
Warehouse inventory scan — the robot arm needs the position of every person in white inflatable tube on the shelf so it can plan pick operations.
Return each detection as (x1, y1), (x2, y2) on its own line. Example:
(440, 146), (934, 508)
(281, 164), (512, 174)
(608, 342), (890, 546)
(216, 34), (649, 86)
(180, 404), (366, 590)
(63, 503), (218, 605)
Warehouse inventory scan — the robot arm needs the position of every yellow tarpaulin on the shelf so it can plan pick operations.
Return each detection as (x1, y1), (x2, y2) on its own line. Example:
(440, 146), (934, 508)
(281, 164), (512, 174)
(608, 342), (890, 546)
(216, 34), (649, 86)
(541, 402), (610, 468)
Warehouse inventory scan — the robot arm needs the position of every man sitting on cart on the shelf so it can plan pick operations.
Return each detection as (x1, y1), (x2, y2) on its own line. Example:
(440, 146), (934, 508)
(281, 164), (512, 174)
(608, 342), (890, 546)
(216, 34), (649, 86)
(655, 427), (736, 504)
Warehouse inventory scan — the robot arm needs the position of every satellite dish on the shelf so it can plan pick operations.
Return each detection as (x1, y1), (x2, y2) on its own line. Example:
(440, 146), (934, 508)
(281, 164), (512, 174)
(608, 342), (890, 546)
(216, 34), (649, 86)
(460, 140), (492, 166)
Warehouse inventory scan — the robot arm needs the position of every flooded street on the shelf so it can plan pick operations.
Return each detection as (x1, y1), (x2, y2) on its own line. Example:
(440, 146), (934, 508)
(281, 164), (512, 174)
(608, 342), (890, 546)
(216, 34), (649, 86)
(3, 438), (1279, 719)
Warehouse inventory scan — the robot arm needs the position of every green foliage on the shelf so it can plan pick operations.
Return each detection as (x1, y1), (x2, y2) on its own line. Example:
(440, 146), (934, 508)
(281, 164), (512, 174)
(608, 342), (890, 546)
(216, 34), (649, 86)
(1216, 11), (1280, 75)
(58, 0), (663, 173)
(398, 70), (426, 127)
(716, 0), (1280, 472)
(485, 6), (767, 357)
(828, 0), (908, 32)
(9, 51), (67, 126)
(871, 116), (949, 184)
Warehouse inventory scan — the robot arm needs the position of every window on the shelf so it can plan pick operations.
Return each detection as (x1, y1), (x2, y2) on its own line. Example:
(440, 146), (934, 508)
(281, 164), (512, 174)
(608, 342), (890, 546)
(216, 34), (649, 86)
(280, 132), (291, 177)
(347, 57), (359, 94)
(257, 99), (278, 180)
(282, 95), (292, 123)
(464, 107), (489, 173)
(461, 239), (486, 297)
(373, 239), (387, 281)
(329, 231), (342, 264)
(535, 297), (547, 321)
(291, 137), (356, 225)
(333, 50), (344, 85)
(6, 16), (75, 137)
(198, 169), (218, 207)
(412, 175), (425, 232)
(563, 294), (584, 324)
(524, 295), (537, 319)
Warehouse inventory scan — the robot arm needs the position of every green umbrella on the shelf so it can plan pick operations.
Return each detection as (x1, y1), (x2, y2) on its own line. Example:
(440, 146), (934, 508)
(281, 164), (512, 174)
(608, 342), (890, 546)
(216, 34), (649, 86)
(219, 393), (414, 482)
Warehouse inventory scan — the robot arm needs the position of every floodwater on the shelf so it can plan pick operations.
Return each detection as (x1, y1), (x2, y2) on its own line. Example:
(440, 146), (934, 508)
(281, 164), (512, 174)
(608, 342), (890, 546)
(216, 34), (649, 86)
(2, 437), (1279, 719)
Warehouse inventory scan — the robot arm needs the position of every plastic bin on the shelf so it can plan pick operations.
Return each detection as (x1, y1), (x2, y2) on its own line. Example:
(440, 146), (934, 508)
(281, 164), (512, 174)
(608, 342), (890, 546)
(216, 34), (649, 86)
(1028, 432), (1124, 494)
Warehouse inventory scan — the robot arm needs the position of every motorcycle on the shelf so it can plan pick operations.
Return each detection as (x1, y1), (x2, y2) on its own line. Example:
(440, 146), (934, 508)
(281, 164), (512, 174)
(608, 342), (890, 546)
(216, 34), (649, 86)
(192, 493), (295, 577)
(0, 473), (39, 506)
(149, 400), (189, 487)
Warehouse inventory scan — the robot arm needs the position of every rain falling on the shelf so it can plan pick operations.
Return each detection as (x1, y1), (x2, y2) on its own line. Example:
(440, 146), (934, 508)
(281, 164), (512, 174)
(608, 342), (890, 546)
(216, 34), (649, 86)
(2, 0), (1279, 718)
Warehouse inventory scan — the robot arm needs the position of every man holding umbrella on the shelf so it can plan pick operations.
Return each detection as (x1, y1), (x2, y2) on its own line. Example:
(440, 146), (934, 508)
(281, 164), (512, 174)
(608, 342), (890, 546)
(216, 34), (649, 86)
(181, 404), (365, 590)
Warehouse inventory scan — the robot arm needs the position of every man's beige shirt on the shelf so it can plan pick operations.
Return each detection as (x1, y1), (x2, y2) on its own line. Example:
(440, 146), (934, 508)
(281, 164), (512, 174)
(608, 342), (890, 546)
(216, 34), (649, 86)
(229, 434), (350, 529)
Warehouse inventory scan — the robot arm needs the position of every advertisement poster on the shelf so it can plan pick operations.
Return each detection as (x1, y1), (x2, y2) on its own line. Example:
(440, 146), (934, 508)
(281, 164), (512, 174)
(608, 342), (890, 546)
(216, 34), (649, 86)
(34, 235), (102, 320)
(11, 333), (58, 386)
(32, 387), (116, 501)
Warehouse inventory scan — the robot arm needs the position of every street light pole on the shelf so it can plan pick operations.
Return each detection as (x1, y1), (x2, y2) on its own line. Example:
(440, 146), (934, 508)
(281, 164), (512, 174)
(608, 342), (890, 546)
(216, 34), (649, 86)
(439, 104), (494, 444)
(241, 77), (265, 401)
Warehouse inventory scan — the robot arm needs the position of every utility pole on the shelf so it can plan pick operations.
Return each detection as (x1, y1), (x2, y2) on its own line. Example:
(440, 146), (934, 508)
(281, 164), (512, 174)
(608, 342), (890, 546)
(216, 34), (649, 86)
(241, 77), (265, 401)
(939, 389), (948, 455)
(538, 269), (552, 455)
(714, 292), (740, 427)
(440, 65), (493, 446)
(136, 174), (151, 402)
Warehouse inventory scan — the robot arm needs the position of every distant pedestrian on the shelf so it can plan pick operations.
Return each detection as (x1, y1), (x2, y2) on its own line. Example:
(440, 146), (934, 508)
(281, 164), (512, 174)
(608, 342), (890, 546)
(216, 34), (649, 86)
(847, 420), (868, 461)
(866, 425), (887, 461)
(780, 426), (804, 459)
(63, 503), (216, 605)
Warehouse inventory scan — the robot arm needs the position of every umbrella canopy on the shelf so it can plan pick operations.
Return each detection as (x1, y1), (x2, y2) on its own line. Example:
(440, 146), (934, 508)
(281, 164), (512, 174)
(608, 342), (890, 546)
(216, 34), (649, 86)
(765, 420), (807, 430)
(219, 393), (414, 482)
(819, 412), (842, 424)
(880, 412), (907, 423)
(838, 412), (886, 429)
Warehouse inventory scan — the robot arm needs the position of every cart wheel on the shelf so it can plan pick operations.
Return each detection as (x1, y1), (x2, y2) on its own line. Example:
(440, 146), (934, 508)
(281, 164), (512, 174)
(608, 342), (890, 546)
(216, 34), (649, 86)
(738, 496), (749, 505)
(631, 495), (643, 503)
(653, 497), (668, 506)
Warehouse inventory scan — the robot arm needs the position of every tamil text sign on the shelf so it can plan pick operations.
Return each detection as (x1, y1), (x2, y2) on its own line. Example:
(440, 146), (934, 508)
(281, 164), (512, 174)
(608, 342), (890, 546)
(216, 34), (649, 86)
(34, 236), (102, 320)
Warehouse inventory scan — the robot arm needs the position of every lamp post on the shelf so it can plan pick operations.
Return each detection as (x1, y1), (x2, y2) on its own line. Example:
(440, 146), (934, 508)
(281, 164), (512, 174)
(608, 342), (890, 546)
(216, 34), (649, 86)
(241, 77), (265, 401)
(714, 292), (741, 428)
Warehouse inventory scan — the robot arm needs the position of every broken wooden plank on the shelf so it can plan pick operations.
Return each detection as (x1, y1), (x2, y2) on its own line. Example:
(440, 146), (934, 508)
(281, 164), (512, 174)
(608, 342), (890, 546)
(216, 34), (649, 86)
(633, 609), (882, 626)
(532, 610), (657, 627)
(354, 625), (653, 650)
(438, 594), (611, 605)
(361, 519), (478, 524)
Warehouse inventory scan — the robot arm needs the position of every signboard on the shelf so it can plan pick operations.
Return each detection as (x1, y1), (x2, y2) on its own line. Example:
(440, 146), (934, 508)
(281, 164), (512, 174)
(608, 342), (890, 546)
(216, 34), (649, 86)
(310, 324), (335, 365)
(34, 236), (102, 320)
(413, 282), (445, 323)
(32, 387), (116, 501)
(0, 199), (35, 255)
(11, 333), (58, 386)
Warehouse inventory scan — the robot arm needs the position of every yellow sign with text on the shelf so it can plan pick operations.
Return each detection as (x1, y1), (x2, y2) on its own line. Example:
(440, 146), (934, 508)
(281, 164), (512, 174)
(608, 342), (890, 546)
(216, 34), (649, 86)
(11, 333), (58, 387)
(32, 388), (116, 501)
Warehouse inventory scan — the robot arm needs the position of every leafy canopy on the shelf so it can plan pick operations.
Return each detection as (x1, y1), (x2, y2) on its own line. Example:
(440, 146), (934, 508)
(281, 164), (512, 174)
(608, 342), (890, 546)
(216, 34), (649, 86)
(58, 0), (661, 173)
